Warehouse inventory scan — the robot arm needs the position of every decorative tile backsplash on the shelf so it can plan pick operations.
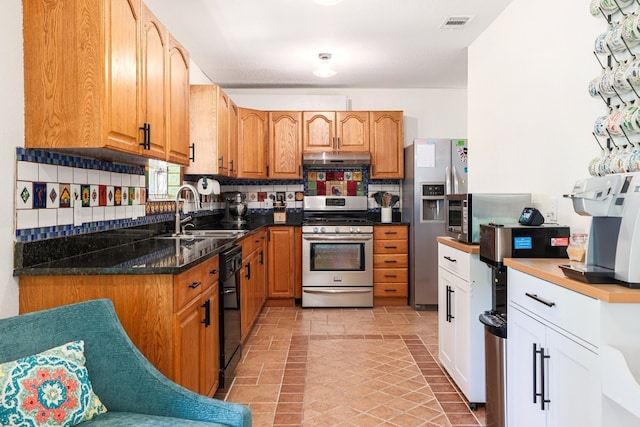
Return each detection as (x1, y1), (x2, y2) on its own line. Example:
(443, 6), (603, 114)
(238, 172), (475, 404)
(15, 148), (148, 241)
(16, 152), (404, 242)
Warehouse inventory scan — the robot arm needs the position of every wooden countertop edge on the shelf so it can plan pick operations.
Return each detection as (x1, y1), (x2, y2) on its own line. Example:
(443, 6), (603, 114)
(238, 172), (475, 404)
(436, 236), (480, 254)
(504, 258), (640, 304)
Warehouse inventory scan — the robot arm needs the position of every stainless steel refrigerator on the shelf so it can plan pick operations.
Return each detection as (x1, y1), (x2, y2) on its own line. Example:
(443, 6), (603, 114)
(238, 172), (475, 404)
(402, 138), (467, 309)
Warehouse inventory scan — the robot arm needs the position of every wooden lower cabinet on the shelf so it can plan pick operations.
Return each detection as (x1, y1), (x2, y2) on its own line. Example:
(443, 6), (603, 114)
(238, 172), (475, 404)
(373, 225), (409, 306)
(18, 255), (221, 396)
(239, 229), (267, 341)
(267, 226), (296, 301)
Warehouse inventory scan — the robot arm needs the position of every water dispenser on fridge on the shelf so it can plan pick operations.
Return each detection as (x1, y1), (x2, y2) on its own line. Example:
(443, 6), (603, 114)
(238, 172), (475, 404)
(421, 184), (445, 222)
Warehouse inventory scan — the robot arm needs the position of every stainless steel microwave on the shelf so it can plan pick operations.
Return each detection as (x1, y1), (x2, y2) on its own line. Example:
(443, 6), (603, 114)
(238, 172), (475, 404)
(445, 193), (532, 243)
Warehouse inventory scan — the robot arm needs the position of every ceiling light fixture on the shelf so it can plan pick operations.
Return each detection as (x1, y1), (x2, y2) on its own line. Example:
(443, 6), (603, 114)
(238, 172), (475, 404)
(313, 0), (343, 5)
(313, 53), (337, 78)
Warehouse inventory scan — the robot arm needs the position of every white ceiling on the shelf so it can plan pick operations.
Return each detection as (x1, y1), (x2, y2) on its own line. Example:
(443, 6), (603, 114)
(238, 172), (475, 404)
(145, 0), (513, 89)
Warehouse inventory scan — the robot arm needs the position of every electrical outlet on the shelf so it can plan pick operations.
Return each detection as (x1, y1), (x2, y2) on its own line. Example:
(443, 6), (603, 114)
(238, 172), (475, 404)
(546, 198), (558, 223)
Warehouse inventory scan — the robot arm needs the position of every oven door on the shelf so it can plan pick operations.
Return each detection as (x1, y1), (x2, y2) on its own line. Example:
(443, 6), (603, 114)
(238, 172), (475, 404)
(302, 234), (373, 287)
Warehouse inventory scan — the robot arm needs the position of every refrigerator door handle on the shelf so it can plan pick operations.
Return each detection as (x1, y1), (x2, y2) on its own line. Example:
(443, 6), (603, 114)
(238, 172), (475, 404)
(452, 166), (459, 194)
(445, 166), (451, 195)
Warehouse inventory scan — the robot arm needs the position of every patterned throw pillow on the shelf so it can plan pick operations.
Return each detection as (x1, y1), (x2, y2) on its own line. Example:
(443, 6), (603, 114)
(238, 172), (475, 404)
(0, 340), (107, 426)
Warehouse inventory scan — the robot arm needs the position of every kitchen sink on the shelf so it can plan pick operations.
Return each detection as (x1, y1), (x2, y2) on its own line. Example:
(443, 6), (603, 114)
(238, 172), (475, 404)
(182, 229), (247, 238)
(153, 229), (247, 240)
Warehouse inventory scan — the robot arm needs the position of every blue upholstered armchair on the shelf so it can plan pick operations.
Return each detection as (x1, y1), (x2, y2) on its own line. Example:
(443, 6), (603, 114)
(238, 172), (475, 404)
(0, 299), (251, 426)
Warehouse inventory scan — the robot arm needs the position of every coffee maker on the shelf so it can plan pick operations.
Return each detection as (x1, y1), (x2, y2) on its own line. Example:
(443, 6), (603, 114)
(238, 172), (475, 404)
(562, 172), (640, 287)
(222, 191), (248, 224)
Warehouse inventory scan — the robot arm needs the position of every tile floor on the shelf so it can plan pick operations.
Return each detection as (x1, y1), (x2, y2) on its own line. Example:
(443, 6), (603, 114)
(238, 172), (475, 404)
(215, 306), (486, 426)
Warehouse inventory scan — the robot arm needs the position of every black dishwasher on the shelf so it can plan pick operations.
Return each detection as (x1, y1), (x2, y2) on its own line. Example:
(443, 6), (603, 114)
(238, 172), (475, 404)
(219, 245), (242, 389)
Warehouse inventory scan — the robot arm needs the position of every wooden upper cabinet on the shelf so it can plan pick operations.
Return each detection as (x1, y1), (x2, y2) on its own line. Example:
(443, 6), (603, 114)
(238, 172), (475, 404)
(229, 100), (239, 177)
(336, 111), (370, 152)
(140, 4), (167, 160)
(237, 108), (268, 179)
(370, 111), (404, 179)
(302, 112), (335, 153)
(217, 90), (232, 175)
(186, 85), (219, 175)
(269, 112), (302, 179)
(166, 36), (191, 165)
(303, 111), (370, 153)
(23, 0), (190, 165)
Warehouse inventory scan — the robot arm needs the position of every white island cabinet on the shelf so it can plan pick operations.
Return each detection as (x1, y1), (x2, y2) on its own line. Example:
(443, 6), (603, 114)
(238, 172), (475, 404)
(505, 258), (640, 427)
(437, 238), (492, 406)
(507, 268), (600, 427)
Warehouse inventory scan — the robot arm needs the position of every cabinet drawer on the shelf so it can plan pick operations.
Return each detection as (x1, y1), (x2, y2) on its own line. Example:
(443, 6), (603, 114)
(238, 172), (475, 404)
(374, 282), (408, 297)
(374, 240), (408, 254)
(239, 231), (265, 257)
(508, 269), (599, 346)
(438, 243), (470, 280)
(374, 268), (408, 283)
(374, 254), (408, 268)
(174, 264), (204, 311)
(201, 256), (220, 289)
(374, 225), (408, 240)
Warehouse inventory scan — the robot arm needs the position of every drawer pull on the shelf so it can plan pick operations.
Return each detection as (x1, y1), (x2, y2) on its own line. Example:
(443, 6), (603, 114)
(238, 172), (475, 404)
(384, 288), (397, 292)
(444, 256), (457, 263)
(384, 274), (398, 278)
(209, 269), (218, 275)
(384, 260), (398, 263)
(188, 281), (202, 289)
(384, 245), (398, 249)
(525, 293), (556, 308)
(384, 231), (398, 235)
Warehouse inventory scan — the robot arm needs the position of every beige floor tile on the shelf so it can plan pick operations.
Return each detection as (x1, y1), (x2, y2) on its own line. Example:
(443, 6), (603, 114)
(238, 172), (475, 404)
(220, 306), (486, 426)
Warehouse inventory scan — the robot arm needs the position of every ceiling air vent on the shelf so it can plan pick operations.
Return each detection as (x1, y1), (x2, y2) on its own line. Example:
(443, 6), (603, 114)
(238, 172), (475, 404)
(441, 15), (474, 29)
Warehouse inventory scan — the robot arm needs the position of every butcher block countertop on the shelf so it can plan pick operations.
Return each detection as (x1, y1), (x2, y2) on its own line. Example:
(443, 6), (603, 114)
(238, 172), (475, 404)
(504, 258), (640, 304)
(436, 236), (480, 254)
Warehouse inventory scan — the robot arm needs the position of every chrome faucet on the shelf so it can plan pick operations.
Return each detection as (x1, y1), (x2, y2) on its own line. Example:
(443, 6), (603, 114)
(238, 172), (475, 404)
(174, 184), (201, 236)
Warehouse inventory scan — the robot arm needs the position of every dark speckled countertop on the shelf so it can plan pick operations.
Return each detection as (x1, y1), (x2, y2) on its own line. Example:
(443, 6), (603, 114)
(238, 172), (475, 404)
(14, 213), (303, 276)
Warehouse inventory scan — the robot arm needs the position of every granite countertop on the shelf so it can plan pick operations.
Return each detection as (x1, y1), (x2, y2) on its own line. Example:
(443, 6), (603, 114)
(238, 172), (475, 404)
(14, 215), (302, 277)
(504, 258), (640, 304)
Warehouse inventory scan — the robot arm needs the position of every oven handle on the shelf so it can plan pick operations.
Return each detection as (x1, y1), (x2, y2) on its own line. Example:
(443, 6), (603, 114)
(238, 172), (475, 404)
(302, 235), (373, 242)
(303, 289), (372, 294)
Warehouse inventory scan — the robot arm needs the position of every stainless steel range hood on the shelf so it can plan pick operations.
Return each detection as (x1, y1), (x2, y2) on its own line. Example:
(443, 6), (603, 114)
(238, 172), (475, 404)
(303, 152), (371, 167)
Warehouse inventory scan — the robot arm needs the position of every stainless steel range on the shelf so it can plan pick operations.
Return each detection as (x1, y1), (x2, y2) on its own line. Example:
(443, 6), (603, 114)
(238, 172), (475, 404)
(302, 196), (374, 308)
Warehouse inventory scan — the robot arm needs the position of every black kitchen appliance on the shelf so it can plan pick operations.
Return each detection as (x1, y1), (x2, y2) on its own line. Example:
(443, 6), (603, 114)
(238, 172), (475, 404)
(219, 245), (242, 389)
(478, 222), (569, 427)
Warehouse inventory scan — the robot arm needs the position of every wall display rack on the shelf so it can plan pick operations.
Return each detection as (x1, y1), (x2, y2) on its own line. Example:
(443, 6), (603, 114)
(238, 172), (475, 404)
(589, 0), (640, 175)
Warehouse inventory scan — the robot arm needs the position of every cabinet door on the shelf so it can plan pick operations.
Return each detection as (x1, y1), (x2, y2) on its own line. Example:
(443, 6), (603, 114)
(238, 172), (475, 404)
(546, 330), (600, 427)
(267, 227), (295, 298)
(166, 36), (190, 166)
(186, 85), (219, 174)
(452, 273), (471, 394)
(507, 306), (547, 427)
(269, 111), (302, 179)
(140, 4), (167, 160)
(438, 268), (456, 370)
(175, 296), (203, 394)
(229, 101), (239, 177)
(105, 0), (143, 153)
(238, 108), (268, 179)
(201, 285), (219, 397)
(303, 112), (335, 152)
(370, 111), (404, 179)
(337, 111), (369, 152)
(217, 89), (231, 175)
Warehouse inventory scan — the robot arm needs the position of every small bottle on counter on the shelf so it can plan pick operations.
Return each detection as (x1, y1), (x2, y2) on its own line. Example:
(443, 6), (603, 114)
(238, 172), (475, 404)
(567, 233), (587, 262)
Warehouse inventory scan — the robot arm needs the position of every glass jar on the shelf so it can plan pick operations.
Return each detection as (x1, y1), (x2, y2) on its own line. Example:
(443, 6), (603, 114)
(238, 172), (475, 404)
(567, 233), (588, 262)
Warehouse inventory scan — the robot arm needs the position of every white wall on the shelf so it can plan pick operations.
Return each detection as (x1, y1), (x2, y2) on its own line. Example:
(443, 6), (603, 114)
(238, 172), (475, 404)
(225, 88), (469, 146)
(468, 0), (602, 232)
(0, 0), (23, 318)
